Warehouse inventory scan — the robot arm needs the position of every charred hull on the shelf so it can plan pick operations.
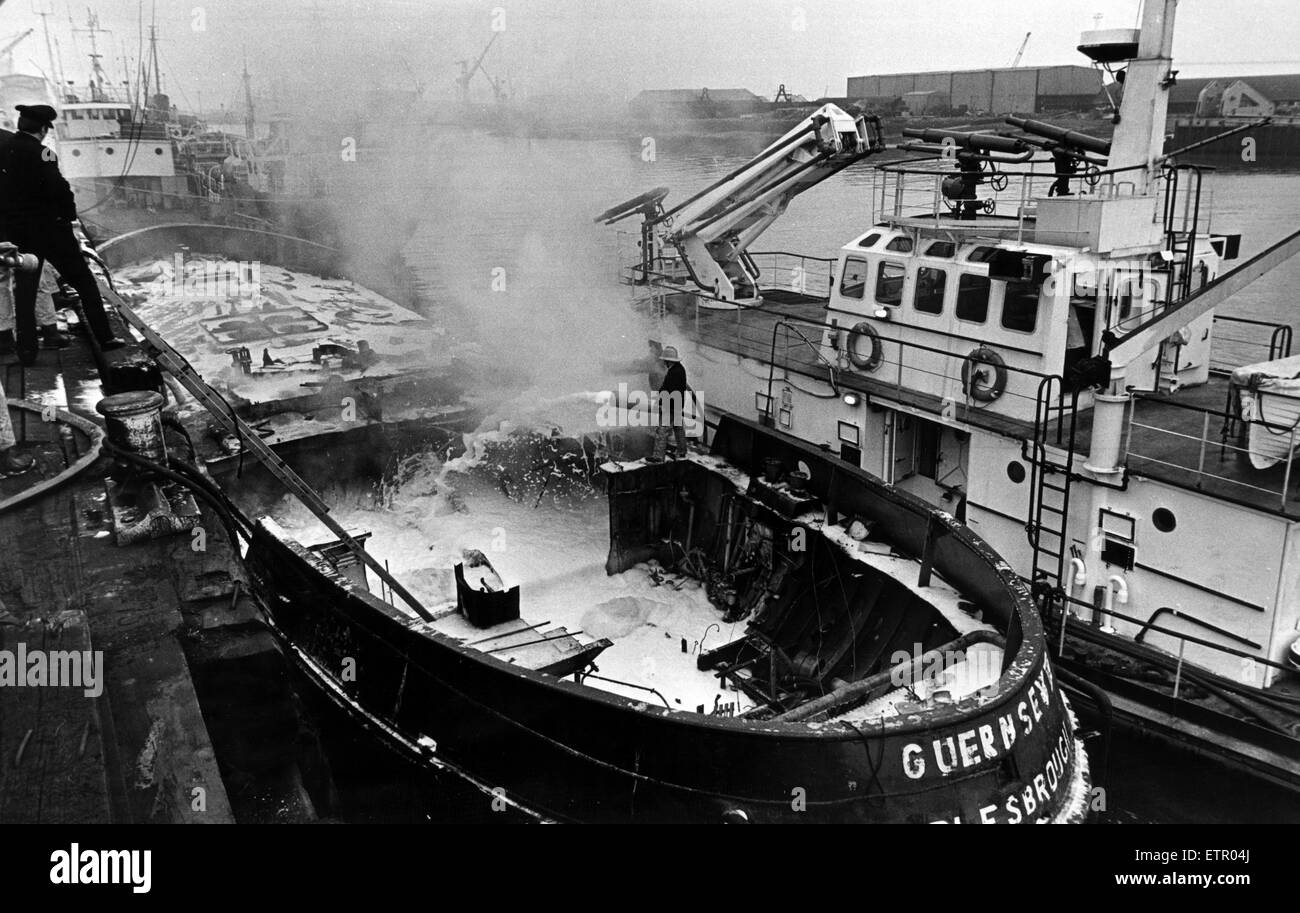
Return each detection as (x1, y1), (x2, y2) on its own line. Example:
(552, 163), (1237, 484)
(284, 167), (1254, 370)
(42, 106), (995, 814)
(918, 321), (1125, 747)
(243, 416), (1090, 822)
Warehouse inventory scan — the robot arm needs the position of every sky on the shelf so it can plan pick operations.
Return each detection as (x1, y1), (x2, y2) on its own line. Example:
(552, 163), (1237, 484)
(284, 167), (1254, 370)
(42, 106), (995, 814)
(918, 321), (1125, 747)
(3, 0), (1299, 114)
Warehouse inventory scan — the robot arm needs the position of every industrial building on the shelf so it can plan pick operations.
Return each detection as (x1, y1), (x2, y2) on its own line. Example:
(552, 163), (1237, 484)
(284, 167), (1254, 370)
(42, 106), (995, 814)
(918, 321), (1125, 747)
(846, 65), (1103, 115)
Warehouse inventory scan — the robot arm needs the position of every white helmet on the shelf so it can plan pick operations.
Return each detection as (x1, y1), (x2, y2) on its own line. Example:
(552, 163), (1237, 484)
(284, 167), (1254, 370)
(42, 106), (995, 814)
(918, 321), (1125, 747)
(660, 345), (680, 363)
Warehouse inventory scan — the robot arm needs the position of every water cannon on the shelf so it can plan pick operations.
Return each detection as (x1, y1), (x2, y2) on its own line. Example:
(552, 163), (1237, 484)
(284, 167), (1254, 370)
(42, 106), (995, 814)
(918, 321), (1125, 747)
(594, 186), (670, 226)
(901, 127), (1029, 156)
(1005, 116), (1111, 158)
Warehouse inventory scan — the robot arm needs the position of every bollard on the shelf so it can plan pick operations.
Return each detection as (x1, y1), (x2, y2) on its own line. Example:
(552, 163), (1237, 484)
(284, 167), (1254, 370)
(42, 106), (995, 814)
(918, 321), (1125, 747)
(96, 391), (167, 472)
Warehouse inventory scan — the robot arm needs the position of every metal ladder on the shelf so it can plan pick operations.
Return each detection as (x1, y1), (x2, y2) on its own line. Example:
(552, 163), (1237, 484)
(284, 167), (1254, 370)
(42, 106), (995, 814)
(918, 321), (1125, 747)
(114, 299), (435, 622)
(1026, 377), (1080, 590)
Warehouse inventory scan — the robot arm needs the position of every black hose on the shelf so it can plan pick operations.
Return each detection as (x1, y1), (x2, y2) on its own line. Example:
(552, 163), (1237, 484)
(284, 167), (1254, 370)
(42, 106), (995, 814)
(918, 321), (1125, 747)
(161, 413), (198, 464)
(1066, 624), (1298, 734)
(101, 441), (252, 550)
(156, 454), (255, 533)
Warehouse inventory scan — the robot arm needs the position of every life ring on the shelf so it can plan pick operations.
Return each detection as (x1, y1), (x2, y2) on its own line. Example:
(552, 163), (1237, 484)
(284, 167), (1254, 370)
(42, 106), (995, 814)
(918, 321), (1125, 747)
(847, 322), (883, 372)
(962, 347), (1008, 402)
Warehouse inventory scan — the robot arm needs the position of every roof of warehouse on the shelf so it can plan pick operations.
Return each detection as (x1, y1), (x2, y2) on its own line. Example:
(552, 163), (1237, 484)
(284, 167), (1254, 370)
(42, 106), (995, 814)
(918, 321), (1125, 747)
(850, 65), (1097, 77)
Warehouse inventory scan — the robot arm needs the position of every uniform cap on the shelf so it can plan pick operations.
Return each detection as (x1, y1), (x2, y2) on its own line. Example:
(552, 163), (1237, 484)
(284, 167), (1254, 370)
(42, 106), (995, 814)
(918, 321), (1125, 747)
(15, 104), (57, 126)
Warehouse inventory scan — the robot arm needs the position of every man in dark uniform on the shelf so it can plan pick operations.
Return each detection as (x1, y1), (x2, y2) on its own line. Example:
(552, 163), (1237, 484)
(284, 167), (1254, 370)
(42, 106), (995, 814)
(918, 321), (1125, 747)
(1048, 147), (1078, 197)
(648, 345), (693, 462)
(0, 104), (124, 365)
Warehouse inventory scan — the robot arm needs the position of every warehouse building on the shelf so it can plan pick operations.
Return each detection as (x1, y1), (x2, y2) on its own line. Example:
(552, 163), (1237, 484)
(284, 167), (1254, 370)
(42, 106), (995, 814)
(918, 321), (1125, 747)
(846, 65), (1103, 115)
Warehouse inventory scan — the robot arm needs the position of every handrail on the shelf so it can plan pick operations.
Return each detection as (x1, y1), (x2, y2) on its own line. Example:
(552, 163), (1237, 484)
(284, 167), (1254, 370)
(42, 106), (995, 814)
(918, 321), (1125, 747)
(748, 250), (838, 264)
(1057, 590), (1294, 675)
(1134, 390), (1299, 434)
(1134, 607), (1258, 649)
(628, 259), (1071, 406)
(875, 157), (1156, 181)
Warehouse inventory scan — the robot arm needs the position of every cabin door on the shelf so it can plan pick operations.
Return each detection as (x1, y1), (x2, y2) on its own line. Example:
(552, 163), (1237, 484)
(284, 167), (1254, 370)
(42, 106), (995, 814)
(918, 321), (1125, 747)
(888, 410), (962, 512)
(889, 412), (939, 481)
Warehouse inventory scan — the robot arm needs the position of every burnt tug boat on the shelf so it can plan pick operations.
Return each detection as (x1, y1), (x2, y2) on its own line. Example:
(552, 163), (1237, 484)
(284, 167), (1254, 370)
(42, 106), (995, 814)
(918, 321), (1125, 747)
(227, 409), (1090, 824)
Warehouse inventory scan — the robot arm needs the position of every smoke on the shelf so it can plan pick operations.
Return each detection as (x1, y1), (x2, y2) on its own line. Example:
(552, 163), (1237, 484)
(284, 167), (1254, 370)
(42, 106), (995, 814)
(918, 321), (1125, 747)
(302, 122), (658, 441)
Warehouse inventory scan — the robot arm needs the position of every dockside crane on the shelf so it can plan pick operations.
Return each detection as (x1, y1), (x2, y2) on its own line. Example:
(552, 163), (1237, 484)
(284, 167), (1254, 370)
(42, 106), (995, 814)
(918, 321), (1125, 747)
(597, 105), (884, 305)
(0, 28), (34, 63)
(456, 33), (507, 105)
(1011, 31), (1031, 67)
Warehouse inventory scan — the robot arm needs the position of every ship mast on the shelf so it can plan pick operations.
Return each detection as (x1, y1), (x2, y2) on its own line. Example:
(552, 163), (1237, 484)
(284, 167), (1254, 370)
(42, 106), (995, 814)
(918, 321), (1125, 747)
(149, 21), (163, 100)
(242, 56), (255, 142)
(1107, 0), (1179, 192)
(73, 9), (111, 102)
(37, 10), (66, 95)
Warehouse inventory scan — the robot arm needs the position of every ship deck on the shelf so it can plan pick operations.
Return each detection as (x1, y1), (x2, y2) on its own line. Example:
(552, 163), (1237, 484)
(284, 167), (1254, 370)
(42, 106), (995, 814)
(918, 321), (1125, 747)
(0, 318), (247, 822)
(386, 452), (1005, 718)
(0, 249), (408, 821)
(673, 289), (1300, 521)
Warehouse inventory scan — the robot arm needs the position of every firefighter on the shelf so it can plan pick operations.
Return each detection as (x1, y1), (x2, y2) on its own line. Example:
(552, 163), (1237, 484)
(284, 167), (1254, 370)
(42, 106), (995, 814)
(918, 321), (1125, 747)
(0, 104), (124, 365)
(648, 345), (693, 462)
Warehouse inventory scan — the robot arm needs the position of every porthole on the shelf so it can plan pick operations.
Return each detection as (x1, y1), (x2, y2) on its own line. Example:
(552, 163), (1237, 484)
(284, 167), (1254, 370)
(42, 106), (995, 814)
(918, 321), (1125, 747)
(70, 148), (81, 157)
(1152, 507), (1176, 532)
(104, 147), (114, 155)
(154, 147), (164, 155)
(1006, 461), (1026, 484)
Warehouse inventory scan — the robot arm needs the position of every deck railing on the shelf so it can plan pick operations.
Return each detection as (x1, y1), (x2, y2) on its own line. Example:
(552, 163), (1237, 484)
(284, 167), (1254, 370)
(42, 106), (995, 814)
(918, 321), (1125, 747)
(626, 275), (1068, 434)
(1210, 314), (1294, 374)
(1124, 393), (1299, 510)
(870, 158), (1212, 249)
(745, 251), (836, 300)
(1049, 591), (1292, 695)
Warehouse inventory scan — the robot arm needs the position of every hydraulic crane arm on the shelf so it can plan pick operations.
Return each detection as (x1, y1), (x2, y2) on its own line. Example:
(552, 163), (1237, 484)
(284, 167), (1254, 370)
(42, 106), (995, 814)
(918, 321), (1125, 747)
(653, 104), (883, 303)
(1104, 226), (1300, 381)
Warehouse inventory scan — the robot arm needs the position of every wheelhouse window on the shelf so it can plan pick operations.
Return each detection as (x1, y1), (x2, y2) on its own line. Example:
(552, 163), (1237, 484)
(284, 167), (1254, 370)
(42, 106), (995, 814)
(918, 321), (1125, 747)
(875, 262), (906, 306)
(966, 246), (999, 263)
(955, 274), (990, 323)
(925, 241), (955, 258)
(885, 236), (914, 253)
(839, 257), (869, 299)
(857, 232), (882, 248)
(913, 267), (946, 314)
(1001, 281), (1040, 333)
